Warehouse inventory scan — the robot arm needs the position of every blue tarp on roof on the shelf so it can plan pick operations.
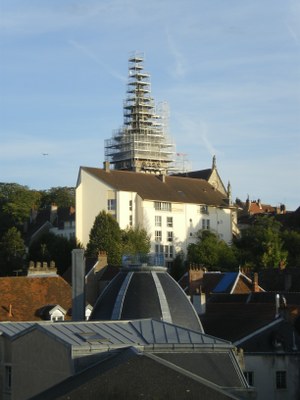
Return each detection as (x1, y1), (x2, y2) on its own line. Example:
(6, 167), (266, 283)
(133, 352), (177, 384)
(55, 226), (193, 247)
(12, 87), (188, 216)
(213, 272), (238, 293)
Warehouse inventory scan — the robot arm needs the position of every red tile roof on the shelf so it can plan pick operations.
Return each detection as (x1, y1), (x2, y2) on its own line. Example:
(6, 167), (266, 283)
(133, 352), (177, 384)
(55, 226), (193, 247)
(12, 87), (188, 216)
(0, 276), (72, 321)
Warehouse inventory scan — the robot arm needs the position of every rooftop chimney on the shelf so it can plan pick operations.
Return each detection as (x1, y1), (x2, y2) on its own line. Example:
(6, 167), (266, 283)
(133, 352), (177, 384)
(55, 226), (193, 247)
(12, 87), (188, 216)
(103, 161), (110, 172)
(72, 249), (85, 321)
(253, 272), (259, 292)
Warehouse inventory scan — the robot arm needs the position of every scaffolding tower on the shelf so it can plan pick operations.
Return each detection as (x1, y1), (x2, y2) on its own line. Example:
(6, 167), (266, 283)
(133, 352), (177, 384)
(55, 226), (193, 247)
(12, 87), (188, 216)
(104, 52), (175, 174)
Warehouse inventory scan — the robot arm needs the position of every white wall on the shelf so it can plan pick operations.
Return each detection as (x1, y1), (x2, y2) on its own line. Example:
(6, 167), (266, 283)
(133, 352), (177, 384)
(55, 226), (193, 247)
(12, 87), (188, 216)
(244, 353), (300, 400)
(76, 169), (234, 255)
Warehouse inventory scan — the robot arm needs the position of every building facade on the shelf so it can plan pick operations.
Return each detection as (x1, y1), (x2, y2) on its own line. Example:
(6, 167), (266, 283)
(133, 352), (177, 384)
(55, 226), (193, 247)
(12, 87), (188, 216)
(76, 165), (235, 264)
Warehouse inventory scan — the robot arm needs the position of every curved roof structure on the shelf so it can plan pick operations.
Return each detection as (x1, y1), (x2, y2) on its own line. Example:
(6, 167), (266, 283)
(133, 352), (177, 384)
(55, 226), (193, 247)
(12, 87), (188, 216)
(90, 264), (204, 333)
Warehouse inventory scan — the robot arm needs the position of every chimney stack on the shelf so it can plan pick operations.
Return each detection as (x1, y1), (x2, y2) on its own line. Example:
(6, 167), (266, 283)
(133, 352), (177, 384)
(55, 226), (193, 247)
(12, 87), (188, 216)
(253, 272), (259, 292)
(72, 249), (85, 321)
(103, 161), (110, 172)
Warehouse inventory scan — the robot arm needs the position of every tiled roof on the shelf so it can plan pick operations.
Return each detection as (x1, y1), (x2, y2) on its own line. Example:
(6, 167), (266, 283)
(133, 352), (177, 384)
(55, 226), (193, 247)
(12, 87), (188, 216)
(0, 276), (72, 321)
(81, 167), (229, 206)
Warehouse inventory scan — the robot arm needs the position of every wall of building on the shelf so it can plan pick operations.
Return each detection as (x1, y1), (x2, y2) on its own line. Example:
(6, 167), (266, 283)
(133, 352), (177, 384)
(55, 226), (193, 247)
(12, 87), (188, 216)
(76, 170), (234, 257)
(244, 353), (300, 400)
(9, 329), (71, 400)
(76, 169), (111, 247)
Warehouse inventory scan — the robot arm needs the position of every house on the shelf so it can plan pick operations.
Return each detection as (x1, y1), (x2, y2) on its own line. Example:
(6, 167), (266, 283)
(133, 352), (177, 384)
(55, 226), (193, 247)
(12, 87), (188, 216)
(0, 319), (255, 400)
(201, 292), (300, 399)
(178, 266), (265, 314)
(26, 205), (76, 246)
(76, 164), (236, 267)
(0, 262), (72, 322)
(0, 250), (257, 399)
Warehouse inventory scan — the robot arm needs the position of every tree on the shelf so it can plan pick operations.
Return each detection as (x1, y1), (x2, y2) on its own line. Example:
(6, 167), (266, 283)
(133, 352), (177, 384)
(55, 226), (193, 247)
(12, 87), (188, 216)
(187, 230), (238, 270)
(0, 183), (41, 227)
(28, 233), (81, 275)
(234, 216), (287, 270)
(281, 230), (300, 267)
(0, 227), (26, 275)
(121, 227), (151, 256)
(86, 211), (122, 265)
(40, 187), (75, 208)
(170, 251), (186, 281)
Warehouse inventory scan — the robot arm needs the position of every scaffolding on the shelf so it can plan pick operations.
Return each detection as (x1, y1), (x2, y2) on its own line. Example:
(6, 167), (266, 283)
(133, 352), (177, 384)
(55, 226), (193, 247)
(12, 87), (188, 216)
(105, 52), (176, 174)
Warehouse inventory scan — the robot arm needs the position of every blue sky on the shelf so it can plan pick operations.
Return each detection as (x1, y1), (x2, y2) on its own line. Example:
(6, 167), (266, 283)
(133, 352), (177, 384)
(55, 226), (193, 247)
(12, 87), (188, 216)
(0, 0), (299, 211)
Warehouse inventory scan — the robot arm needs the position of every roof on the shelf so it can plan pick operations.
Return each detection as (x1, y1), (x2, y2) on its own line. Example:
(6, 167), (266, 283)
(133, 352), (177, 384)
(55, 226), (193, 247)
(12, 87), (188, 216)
(181, 269), (264, 296)
(0, 276), (72, 321)
(201, 302), (279, 342)
(30, 348), (250, 400)
(257, 268), (300, 292)
(202, 292), (300, 343)
(0, 319), (231, 348)
(213, 273), (238, 293)
(173, 168), (212, 181)
(235, 318), (300, 352)
(80, 167), (229, 207)
(212, 272), (264, 294)
(90, 265), (204, 333)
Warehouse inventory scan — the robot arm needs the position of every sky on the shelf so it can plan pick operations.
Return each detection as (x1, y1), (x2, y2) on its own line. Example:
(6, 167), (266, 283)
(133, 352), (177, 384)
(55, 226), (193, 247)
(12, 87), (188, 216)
(0, 0), (299, 211)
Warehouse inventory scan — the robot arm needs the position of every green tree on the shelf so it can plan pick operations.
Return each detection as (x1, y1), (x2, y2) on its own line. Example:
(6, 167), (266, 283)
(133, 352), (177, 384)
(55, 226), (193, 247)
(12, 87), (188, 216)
(187, 230), (238, 270)
(0, 227), (26, 275)
(39, 187), (75, 208)
(234, 216), (287, 270)
(86, 211), (122, 265)
(170, 251), (186, 281)
(282, 230), (300, 267)
(28, 233), (81, 275)
(121, 227), (151, 256)
(0, 183), (41, 226)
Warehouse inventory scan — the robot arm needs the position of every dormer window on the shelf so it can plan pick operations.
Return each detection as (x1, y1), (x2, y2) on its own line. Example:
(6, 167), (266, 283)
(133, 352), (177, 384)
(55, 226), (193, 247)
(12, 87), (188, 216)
(199, 205), (209, 214)
(38, 304), (66, 322)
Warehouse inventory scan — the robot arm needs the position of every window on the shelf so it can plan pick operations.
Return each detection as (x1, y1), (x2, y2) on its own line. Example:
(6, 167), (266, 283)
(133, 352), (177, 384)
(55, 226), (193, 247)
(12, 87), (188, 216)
(167, 217), (173, 227)
(107, 199), (116, 211)
(155, 244), (164, 254)
(51, 315), (64, 322)
(165, 245), (169, 258)
(129, 200), (132, 211)
(167, 231), (173, 242)
(129, 215), (133, 226)
(155, 216), (162, 227)
(244, 371), (254, 387)
(154, 201), (171, 211)
(5, 366), (12, 391)
(155, 231), (162, 242)
(162, 245), (174, 259)
(202, 219), (210, 230)
(276, 371), (287, 389)
(199, 205), (209, 214)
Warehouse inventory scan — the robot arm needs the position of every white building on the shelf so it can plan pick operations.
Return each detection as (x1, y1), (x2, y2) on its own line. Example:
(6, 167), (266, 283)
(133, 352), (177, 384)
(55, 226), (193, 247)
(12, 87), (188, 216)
(76, 162), (236, 266)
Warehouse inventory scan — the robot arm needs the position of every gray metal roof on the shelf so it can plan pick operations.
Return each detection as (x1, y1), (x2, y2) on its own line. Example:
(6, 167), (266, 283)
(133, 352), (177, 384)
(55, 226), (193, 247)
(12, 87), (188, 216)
(90, 267), (204, 333)
(0, 319), (231, 350)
